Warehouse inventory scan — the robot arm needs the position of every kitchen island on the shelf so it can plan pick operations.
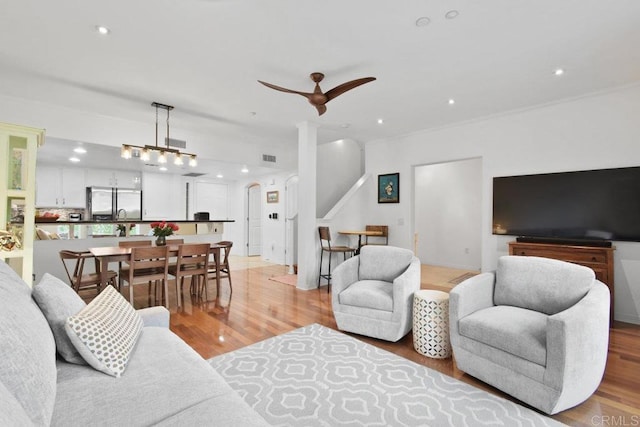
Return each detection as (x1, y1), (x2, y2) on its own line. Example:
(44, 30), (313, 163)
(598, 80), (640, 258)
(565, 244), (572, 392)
(32, 219), (234, 283)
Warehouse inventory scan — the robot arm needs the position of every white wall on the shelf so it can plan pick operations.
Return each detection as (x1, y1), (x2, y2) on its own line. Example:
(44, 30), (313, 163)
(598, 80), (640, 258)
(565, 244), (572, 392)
(0, 93), (296, 171)
(359, 84), (640, 323)
(415, 158), (482, 270)
(316, 138), (363, 217)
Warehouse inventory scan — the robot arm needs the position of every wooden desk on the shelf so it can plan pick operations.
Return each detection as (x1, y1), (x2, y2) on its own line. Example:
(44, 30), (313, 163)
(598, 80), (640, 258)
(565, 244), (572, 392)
(338, 230), (383, 253)
(90, 243), (223, 307)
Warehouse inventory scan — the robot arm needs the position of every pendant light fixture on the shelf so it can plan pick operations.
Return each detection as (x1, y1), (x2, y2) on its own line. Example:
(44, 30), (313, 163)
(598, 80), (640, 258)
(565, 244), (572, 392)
(121, 102), (197, 167)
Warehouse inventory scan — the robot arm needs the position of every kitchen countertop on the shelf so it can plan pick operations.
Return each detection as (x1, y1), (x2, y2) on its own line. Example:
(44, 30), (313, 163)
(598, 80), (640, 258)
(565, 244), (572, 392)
(33, 219), (235, 224)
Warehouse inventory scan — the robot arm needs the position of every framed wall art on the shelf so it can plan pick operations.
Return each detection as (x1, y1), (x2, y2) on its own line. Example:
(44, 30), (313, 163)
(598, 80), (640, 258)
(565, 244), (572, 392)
(266, 191), (279, 203)
(378, 173), (399, 203)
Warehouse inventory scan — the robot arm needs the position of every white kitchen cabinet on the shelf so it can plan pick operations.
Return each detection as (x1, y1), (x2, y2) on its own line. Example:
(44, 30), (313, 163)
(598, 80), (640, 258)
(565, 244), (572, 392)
(35, 166), (86, 208)
(86, 169), (140, 189)
(142, 172), (182, 219)
(194, 181), (228, 219)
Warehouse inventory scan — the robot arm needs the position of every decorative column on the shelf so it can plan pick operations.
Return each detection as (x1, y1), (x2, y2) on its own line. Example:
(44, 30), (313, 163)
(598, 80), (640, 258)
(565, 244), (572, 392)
(296, 121), (318, 290)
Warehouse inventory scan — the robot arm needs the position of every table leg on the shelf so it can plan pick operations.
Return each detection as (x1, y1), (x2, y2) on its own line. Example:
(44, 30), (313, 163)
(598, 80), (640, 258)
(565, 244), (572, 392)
(214, 248), (221, 295)
(98, 257), (109, 291)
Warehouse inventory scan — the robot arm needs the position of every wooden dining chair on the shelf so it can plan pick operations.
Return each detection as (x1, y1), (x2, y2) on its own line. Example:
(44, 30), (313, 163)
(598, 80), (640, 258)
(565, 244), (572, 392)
(318, 226), (355, 292)
(208, 241), (233, 295)
(120, 246), (170, 308)
(117, 240), (153, 290)
(364, 225), (389, 246)
(168, 243), (210, 307)
(59, 250), (117, 296)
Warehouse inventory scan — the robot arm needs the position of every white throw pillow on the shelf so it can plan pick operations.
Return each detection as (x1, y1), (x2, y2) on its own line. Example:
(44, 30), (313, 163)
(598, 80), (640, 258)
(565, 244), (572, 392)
(65, 285), (143, 377)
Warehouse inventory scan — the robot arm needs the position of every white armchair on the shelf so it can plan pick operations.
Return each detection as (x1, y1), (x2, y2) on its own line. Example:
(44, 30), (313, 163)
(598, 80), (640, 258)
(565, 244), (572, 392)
(449, 255), (610, 414)
(331, 246), (421, 342)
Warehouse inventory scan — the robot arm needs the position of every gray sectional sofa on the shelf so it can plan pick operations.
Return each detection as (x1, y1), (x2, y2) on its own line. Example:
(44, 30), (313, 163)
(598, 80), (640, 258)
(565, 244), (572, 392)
(0, 261), (268, 426)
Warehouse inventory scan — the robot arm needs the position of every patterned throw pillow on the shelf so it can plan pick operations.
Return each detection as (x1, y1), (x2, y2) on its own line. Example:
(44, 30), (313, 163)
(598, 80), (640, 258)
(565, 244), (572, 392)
(65, 285), (143, 377)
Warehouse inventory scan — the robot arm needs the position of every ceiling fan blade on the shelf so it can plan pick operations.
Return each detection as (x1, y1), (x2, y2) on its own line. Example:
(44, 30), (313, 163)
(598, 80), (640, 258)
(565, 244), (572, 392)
(324, 77), (376, 102)
(257, 80), (309, 96)
(315, 104), (327, 116)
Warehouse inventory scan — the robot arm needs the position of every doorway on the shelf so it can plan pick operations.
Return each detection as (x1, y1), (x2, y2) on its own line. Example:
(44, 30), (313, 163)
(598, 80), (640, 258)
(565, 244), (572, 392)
(247, 183), (261, 256)
(414, 158), (482, 270)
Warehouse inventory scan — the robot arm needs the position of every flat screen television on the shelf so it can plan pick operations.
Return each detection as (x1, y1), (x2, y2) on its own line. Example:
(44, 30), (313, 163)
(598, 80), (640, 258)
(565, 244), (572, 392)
(492, 166), (640, 243)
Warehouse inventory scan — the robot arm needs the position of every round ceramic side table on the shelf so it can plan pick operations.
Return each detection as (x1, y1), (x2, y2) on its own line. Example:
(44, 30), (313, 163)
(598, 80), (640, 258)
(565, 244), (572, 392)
(413, 290), (451, 358)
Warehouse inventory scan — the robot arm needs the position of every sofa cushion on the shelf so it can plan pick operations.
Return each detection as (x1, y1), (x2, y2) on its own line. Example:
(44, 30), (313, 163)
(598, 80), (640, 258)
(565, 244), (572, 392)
(0, 261), (57, 426)
(358, 246), (413, 282)
(459, 305), (548, 366)
(65, 285), (143, 377)
(52, 327), (267, 426)
(339, 280), (393, 311)
(0, 380), (32, 426)
(494, 256), (594, 315)
(32, 273), (88, 365)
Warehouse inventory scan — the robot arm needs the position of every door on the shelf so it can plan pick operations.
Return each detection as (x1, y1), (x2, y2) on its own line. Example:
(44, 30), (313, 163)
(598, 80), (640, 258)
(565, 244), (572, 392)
(247, 184), (261, 256)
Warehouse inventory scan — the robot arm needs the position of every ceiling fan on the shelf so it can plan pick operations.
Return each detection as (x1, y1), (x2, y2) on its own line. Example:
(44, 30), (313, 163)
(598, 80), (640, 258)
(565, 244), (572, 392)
(258, 72), (376, 116)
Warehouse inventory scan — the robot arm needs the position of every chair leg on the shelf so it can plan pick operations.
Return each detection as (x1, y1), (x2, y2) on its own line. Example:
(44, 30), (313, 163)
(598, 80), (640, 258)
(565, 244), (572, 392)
(318, 250), (324, 288)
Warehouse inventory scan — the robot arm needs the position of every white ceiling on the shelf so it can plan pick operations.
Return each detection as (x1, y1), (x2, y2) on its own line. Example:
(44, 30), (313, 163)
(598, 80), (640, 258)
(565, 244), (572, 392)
(1, 0), (640, 162)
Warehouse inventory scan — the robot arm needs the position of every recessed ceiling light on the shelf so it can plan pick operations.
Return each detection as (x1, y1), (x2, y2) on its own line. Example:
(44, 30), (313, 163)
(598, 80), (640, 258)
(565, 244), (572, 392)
(445, 10), (459, 19)
(554, 68), (565, 76)
(216, 173), (223, 178)
(95, 25), (111, 35)
(69, 157), (80, 163)
(415, 17), (431, 27)
(448, 99), (455, 105)
(159, 166), (168, 172)
(341, 123), (350, 128)
(73, 147), (86, 154)
(241, 166), (249, 173)
(377, 119), (384, 124)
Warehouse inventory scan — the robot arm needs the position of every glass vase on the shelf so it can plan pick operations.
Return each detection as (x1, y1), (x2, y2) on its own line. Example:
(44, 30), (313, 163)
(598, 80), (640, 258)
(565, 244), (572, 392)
(156, 235), (166, 246)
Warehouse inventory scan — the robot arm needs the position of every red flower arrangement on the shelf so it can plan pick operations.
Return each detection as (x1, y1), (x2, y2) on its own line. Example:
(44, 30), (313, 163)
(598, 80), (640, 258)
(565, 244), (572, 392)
(150, 221), (179, 237)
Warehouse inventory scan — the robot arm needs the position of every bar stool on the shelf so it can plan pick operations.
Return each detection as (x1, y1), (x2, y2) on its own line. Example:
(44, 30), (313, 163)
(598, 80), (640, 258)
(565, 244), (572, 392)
(318, 226), (354, 292)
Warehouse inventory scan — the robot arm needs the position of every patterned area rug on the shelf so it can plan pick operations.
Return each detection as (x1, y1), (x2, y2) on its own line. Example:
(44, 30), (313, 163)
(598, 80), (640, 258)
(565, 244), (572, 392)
(209, 324), (564, 427)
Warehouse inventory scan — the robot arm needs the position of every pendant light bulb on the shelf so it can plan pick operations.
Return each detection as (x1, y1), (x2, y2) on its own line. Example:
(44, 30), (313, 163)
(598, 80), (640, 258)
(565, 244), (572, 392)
(121, 145), (132, 159)
(174, 153), (183, 165)
(158, 151), (167, 164)
(189, 155), (197, 167)
(141, 148), (150, 161)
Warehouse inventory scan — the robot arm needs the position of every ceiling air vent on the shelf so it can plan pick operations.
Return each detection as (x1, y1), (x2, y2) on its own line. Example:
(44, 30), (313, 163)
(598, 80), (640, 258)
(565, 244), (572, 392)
(182, 172), (206, 177)
(262, 154), (276, 163)
(166, 137), (187, 149)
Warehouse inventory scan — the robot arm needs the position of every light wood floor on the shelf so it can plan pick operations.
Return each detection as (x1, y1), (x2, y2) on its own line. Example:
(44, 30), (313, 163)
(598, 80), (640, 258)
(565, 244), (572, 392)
(119, 258), (640, 426)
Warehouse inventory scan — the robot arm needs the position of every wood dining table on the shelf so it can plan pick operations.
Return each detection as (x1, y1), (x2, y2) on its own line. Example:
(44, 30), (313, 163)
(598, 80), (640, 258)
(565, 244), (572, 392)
(89, 243), (224, 307)
(338, 230), (384, 254)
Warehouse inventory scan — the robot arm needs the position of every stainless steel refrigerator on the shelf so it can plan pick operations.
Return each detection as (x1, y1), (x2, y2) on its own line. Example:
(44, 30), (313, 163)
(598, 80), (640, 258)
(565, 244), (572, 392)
(86, 187), (142, 220)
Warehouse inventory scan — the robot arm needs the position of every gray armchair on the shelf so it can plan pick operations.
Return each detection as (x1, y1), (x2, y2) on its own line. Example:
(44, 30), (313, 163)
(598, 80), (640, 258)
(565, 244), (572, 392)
(332, 245), (420, 342)
(450, 255), (610, 414)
